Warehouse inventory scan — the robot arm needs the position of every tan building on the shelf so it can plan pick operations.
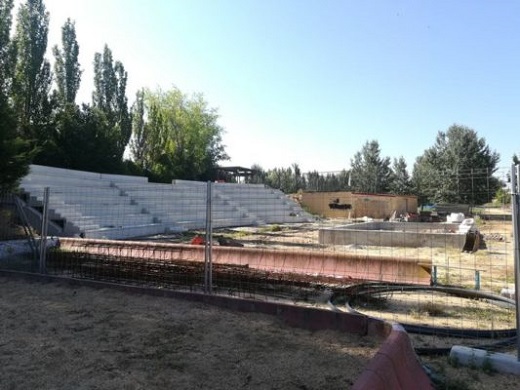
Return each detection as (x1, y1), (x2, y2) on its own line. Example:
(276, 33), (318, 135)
(300, 191), (418, 219)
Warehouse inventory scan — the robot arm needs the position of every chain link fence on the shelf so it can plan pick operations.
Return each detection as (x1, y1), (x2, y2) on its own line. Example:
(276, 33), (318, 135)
(1, 164), (518, 360)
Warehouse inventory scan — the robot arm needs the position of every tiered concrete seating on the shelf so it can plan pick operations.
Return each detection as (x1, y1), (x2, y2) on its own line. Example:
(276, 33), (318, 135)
(114, 180), (257, 229)
(20, 165), (314, 240)
(213, 182), (313, 224)
(20, 165), (167, 240)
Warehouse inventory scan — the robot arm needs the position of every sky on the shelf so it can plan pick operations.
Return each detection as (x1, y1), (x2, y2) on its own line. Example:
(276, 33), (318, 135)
(16, 0), (520, 173)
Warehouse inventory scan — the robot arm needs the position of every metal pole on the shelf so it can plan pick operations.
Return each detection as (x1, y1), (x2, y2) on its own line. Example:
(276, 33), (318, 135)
(39, 187), (50, 274)
(204, 181), (213, 294)
(510, 164), (520, 360)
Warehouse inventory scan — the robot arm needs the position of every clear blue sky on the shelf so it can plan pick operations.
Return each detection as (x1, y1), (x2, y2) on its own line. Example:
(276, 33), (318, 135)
(34, 1), (520, 173)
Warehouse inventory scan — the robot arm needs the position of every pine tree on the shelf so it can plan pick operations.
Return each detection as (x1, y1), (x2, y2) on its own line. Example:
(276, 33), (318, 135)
(350, 140), (392, 194)
(412, 124), (500, 204)
(389, 156), (413, 195)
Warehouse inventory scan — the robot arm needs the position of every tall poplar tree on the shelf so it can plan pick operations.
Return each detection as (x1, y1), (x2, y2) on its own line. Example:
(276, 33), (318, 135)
(11, 0), (52, 140)
(53, 18), (81, 105)
(129, 88), (147, 169)
(0, 0), (15, 94)
(92, 45), (131, 161)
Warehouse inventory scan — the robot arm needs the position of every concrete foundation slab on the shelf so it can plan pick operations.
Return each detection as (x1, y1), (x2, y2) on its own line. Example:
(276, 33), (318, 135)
(319, 221), (467, 249)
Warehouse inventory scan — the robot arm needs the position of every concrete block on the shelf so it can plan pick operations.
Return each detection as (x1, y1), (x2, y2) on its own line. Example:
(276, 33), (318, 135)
(450, 346), (520, 376)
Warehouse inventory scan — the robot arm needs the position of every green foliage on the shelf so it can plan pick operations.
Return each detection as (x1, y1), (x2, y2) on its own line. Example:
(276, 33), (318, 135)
(0, 94), (34, 191)
(350, 140), (392, 194)
(130, 87), (228, 182)
(245, 163), (267, 184)
(389, 156), (413, 195)
(37, 103), (121, 173)
(412, 124), (500, 205)
(0, 0), (15, 94)
(494, 187), (511, 205)
(0, 0), (35, 191)
(52, 18), (81, 104)
(11, 0), (52, 140)
(265, 163), (306, 193)
(129, 89), (146, 170)
(93, 45), (131, 162)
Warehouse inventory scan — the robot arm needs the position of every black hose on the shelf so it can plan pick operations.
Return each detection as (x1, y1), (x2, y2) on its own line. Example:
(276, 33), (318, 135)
(330, 282), (518, 355)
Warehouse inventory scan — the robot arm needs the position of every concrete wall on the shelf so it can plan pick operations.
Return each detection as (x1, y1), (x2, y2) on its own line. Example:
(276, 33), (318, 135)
(340, 221), (460, 232)
(300, 192), (418, 219)
(320, 222), (467, 249)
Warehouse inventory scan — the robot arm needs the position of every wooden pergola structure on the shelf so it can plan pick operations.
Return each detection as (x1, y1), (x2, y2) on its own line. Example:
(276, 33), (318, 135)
(214, 166), (260, 183)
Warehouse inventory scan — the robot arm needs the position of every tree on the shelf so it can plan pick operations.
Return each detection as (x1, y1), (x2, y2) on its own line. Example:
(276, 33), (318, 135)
(389, 156), (413, 195)
(52, 104), (120, 172)
(412, 124), (500, 205)
(247, 164), (267, 184)
(0, 0), (33, 191)
(0, 0), (15, 95)
(494, 187), (510, 206)
(0, 93), (34, 191)
(53, 18), (81, 104)
(349, 140), (392, 193)
(306, 170), (324, 191)
(129, 89), (147, 169)
(92, 45), (131, 161)
(11, 0), (52, 140)
(131, 87), (228, 181)
(263, 164), (307, 193)
(336, 169), (351, 190)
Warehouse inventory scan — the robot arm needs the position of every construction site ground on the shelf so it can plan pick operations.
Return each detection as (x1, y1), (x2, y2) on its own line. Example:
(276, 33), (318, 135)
(1, 216), (518, 389)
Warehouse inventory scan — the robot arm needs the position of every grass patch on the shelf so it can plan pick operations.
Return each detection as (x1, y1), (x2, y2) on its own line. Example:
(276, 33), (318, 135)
(350, 294), (388, 310)
(259, 224), (284, 233)
(410, 301), (449, 319)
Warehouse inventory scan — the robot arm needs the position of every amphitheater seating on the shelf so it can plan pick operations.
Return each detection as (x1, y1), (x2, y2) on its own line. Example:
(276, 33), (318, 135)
(19, 165), (314, 240)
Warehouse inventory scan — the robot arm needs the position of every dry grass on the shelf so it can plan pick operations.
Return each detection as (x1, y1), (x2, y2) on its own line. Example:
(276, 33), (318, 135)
(0, 276), (380, 390)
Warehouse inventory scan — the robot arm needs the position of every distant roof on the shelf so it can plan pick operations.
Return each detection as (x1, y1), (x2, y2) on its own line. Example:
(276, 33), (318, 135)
(216, 166), (260, 176)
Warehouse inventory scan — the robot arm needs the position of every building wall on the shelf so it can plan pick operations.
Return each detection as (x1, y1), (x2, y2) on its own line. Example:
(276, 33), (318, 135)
(300, 191), (418, 219)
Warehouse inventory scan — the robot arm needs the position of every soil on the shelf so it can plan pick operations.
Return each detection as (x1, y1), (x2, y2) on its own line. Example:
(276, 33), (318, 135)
(0, 276), (379, 390)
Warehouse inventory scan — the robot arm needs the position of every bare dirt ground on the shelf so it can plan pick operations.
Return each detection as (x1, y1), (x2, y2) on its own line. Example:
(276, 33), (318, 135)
(0, 276), (380, 390)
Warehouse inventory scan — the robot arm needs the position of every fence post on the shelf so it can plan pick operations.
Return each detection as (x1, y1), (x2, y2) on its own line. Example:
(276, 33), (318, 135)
(204, 181), (213, 294)
(39, 187), (50, 274)
(474, 270), (480, 290)
(432, 265), (437, 286)
(510, 164), (520, 361)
